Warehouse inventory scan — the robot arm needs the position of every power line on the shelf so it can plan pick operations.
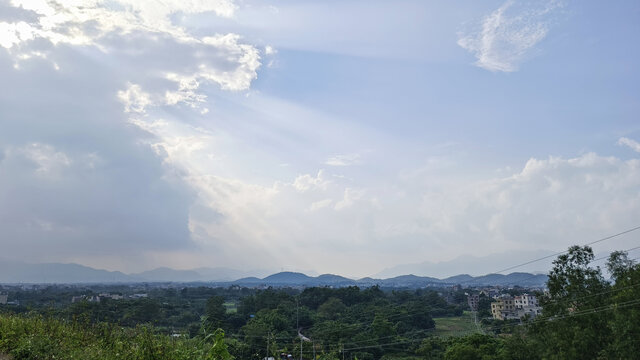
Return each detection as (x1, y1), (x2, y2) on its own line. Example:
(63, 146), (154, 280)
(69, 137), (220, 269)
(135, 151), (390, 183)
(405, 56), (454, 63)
(489, 225), (640, 275)
(461, 242), (640, 290)
(340, 297), (640, 353)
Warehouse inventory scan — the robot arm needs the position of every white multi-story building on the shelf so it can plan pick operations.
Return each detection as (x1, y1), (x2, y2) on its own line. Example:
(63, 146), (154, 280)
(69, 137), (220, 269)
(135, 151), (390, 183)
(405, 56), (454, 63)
(0, 294), (8, 304)
(514, 294), (538, 307)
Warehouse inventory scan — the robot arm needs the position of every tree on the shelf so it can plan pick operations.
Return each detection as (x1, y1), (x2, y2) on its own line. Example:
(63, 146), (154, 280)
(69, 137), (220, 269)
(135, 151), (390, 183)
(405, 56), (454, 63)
(476, 294), (492, 319)
(532, 245), (610, 359)
(605, 251), (640, 358)
(205, 296), (227, 331)
(205, 329), (234, 360)
(317, 297), (347, 320)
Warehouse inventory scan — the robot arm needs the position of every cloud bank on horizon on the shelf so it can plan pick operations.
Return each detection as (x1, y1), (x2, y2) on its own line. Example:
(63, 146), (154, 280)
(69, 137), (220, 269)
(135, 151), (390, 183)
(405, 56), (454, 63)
(1, 0), (639, 278)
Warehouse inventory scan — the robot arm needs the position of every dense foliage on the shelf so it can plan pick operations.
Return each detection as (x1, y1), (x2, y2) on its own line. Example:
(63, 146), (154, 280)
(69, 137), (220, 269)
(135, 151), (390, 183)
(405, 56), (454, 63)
(0, 314), (232, 360)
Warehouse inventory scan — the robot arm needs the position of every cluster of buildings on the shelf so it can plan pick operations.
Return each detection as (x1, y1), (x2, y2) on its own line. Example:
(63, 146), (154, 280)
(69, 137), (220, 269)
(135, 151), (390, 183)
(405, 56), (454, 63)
(0, 293), (19, 306)
(71, 293), (147, 303)
(490, 294), (541, 320)
(467, 292), (542, 320)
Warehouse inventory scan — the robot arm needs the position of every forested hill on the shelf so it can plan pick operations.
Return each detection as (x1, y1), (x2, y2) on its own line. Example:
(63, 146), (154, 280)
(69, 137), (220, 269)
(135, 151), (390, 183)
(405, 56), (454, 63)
(229, 271), (547, 288)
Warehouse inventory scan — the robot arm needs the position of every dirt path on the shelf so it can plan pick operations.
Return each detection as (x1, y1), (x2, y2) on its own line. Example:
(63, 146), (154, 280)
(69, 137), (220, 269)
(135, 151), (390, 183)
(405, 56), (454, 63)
(0, 353), (11, 360)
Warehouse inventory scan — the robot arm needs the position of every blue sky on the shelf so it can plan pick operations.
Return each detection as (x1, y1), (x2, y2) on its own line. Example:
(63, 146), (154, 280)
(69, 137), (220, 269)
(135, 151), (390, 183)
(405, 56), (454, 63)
(0, 0), (639, 277)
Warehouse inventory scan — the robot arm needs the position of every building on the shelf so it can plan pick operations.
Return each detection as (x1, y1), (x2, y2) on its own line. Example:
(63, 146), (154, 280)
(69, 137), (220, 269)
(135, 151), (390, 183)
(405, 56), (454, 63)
(515, 294), (541, 318)
(467, 294), (479, 311)
(514, 293), (538, 307)
(98, 293), (124, 300)
(0, 294), (7, 305)
(71, 295), (100, 303)
(491, 295), (518, 320)
(491, 294), (541, 320)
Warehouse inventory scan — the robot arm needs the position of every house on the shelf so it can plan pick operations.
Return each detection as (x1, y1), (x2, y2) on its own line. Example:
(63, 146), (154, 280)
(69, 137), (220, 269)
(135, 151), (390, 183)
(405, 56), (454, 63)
(491, 293), (541, 320)
(0, 294), (8, 305)
(467, 294), (479, 311)
(491, 295), (518, 320)
(514, 293), (541, 318)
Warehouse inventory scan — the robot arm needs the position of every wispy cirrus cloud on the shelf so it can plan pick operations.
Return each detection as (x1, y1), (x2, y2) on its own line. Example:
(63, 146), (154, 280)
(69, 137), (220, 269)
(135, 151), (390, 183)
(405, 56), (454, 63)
(458, 0), (563, 72)
(618, 137), (640, 153)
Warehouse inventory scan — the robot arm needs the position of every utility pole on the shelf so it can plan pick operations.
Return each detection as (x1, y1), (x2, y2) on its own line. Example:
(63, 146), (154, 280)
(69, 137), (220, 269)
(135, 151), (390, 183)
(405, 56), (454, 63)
(298, 297), (302, 360)
(266, 333), (269, 360)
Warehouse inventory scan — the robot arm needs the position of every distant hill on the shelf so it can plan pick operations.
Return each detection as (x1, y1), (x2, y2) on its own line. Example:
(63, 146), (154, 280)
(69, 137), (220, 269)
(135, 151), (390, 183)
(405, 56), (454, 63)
(442, 274), (474, 283)
(0, 261), (135, 283)
(0, 261), (547, 287)
(315, 274), (356, 286)
(229, 271), (547, 288)
(232, 272), (356, 287)
(262, 271), (313, 284)
(374, 249), (556, 278)
(0, 261), (273, 284)
(466, 272), (548, 287)
(134, 267), (203, 282)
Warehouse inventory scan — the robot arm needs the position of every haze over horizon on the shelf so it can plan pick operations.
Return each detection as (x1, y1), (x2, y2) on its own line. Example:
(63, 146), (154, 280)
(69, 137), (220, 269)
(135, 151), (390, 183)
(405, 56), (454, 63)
(1, 0), (639, 279)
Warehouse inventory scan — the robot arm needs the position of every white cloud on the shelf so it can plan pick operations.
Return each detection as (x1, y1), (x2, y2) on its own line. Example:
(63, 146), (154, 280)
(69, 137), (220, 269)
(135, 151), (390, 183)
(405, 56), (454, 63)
(0, 21), (36, 48)
(309, 198), (333, 212)
(458, 0), (563, 72)
(19, 143), (71, 176)
(325, 153), (361, 166)
(2, 0), (260, 93)
(118, 83), (152, 113)
(293, 170), (331, 192)
(175, 151), (640, 276)
(264, 45), (277, 55)
(334, 188), (364, 211)
(618, 137), (640, 153)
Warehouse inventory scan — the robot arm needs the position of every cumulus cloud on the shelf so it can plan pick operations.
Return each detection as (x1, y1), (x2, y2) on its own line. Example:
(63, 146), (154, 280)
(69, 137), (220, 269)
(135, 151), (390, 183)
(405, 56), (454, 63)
(618, 137), (640, 153)
(171, 151), (640, 277)
(118, 83), (152, 114)
(1, 0), (260, 94)
(458, 0), (563, 72)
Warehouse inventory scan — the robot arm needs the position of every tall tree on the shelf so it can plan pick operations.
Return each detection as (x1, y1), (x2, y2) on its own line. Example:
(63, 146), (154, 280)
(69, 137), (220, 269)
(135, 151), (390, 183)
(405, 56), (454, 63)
(205, 295), (227, 331)
(605, 251), (640, 358)
(532, 246), (610, 359)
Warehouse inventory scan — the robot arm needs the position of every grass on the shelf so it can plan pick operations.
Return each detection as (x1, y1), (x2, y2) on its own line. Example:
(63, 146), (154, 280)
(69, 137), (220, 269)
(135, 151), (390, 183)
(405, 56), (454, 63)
(0, 313), (232, 360)
(222, 302), (237, 314)
(432, 311), (481, 337)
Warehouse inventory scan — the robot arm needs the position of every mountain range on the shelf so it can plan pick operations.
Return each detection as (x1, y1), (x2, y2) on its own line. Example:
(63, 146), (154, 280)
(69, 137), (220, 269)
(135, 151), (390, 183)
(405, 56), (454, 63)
(374, 250), (556, 279)
(0, 261), (547, 287)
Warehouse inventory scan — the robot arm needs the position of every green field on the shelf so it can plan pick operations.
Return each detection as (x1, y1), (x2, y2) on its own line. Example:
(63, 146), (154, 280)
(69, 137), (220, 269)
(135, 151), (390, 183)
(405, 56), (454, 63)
(433, 311), (481, 337)
(223, 301), (237, 314)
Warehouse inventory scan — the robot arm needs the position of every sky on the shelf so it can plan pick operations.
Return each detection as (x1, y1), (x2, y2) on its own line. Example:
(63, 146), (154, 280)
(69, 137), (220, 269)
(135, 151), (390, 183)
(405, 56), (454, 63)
(0, 0), (639, 278)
